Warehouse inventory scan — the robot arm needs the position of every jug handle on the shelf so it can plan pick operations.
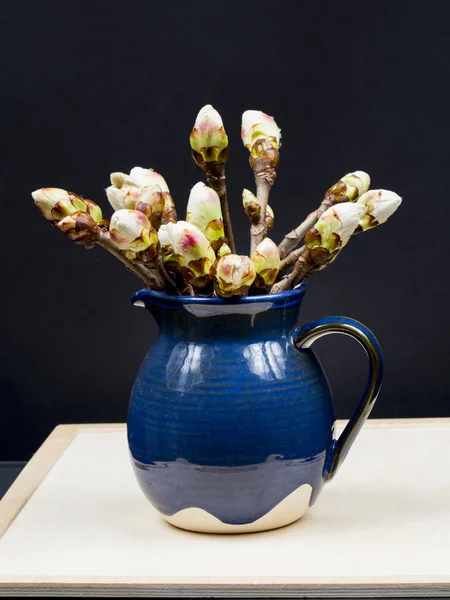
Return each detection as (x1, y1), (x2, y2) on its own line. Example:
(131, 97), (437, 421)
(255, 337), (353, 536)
(290, 316), (383, 482)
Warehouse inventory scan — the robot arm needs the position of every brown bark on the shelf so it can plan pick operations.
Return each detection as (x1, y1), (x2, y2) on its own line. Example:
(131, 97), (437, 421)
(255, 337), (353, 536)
(277, 196), (335, 259)
(270, 248), (314, 294)
(96, 231), (164, 290)
(205, 164), (236, 254)
(180, 282), (195, 296)
(146, 255), (180, 295)
(250, 156), (278, 255)
(278, 245), (305, 275)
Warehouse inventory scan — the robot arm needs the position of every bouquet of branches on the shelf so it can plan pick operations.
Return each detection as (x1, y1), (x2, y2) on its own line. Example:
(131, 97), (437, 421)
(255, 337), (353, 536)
(32, 106), (402, 297)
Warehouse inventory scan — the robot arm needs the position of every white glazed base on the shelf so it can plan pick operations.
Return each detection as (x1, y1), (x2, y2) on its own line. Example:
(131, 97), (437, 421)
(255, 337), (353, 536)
(164, 483), (313, 534)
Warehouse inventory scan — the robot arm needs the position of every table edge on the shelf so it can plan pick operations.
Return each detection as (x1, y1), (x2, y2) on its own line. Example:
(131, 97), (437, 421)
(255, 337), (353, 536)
(0, 425), (79, 537)
(0, 580), (449, 598)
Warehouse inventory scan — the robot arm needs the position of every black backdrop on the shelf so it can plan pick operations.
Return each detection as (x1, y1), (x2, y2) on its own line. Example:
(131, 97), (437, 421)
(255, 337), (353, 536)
(1, 0), (449, 461)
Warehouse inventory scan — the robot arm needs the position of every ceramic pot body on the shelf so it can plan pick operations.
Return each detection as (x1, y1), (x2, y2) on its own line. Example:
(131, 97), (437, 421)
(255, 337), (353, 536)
(127, 286), (383, 533)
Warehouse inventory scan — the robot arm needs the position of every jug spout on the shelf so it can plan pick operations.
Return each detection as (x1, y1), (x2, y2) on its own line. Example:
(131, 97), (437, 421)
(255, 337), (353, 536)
(131, 285), (307, 340)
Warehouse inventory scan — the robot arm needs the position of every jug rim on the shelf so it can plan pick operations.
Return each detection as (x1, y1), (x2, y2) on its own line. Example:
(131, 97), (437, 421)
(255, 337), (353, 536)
(132, 282), (307, 311)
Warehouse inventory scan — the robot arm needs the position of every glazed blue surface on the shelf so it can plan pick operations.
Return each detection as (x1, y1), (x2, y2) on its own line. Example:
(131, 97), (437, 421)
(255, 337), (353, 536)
(127, 286), (383, 525)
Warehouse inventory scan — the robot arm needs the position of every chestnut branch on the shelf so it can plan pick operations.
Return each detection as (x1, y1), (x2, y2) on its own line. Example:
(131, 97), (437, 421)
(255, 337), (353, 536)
(32, 110), (402, 299)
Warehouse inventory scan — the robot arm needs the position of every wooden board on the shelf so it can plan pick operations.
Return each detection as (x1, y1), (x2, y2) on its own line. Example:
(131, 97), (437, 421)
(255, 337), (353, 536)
(0, 419), (449, 597)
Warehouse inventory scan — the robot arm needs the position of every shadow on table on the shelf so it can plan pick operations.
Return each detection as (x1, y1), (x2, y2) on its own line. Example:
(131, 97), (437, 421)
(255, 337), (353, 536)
(115, 485), (448, 540)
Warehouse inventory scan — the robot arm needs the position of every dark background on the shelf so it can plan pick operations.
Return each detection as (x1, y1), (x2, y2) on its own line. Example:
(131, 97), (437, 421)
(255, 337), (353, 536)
(1, 0), (449, 461)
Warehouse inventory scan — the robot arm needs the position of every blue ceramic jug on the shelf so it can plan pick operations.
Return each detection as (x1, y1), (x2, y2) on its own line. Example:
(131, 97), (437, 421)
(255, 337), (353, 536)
(127, 284), (382, 533)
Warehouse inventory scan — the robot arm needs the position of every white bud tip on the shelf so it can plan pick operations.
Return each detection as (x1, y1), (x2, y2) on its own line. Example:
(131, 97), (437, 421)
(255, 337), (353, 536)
(195, 104), (223, 127)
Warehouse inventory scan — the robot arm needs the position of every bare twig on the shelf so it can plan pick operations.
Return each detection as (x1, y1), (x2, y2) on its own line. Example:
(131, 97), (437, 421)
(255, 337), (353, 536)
(270, 248), (316, 294)
(180, 281), (195, 296)
(96, 230), (163, 290)
(250, 156), (278, 255)
(278, 245), (305, 276)
(141, 255), (180, 295)
(277, 196), (334, 260)
(158, 260), (180, 294)
(206, 166), (236, 254)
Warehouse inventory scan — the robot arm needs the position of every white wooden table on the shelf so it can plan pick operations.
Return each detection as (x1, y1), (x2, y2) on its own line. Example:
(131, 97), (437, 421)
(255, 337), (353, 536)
(0, 419), (449, 597)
